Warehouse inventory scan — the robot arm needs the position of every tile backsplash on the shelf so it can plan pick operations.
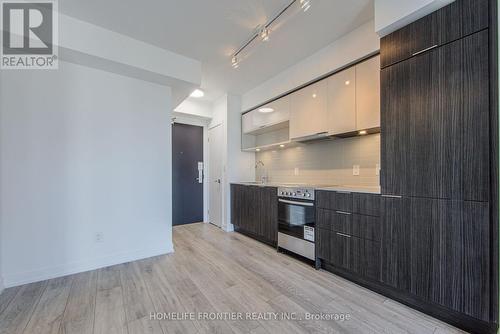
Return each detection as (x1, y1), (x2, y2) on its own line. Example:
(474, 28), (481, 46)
(255, 133), (380, 186)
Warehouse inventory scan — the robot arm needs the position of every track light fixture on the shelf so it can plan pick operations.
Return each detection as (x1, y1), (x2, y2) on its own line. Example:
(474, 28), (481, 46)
(231, 0), (312, 69)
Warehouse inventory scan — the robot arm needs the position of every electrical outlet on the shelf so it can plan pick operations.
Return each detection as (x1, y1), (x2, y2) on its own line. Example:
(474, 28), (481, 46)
(294, 167), (299, 176)
(95, 233), (103, 243)
(376, 164), (380, 176)
(353, 165), (360, 176)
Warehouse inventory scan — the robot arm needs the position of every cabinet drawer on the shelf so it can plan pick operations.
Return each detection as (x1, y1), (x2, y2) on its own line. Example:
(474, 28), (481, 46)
(380, 0), (488, 68)
(316, 191), (352, 211)
(317, 209), (381, 241)
(330, 232), (381, 280)
(352, 193), (381, 216)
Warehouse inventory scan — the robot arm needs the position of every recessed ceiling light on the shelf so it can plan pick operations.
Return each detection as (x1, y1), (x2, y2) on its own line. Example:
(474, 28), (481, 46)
(280, 144), (285, 148)
(256, 148), (261, 152)
(259, 107), (274, 113)
(312, 93), (317, 98)
(190, 89), (204, 98)
(345, 80), (350, 86)
(359, 130), (368, 135)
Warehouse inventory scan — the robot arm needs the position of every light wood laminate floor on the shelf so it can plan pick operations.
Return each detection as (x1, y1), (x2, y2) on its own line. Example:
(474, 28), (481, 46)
(0, 223), (466, 334)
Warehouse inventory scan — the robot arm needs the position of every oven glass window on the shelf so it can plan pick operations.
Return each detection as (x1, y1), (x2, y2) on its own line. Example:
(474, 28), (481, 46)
(278, 200), (315, 239)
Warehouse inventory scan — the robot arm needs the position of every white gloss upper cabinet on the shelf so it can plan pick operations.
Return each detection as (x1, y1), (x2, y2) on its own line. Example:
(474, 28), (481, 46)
(290, 79), (328, 140)
(242, 96), (290, 135)
(355, 55), (380, 130)
(242, 112), (254, 134)
(327, 66), (356, 135)
(252, 96), (290, 129)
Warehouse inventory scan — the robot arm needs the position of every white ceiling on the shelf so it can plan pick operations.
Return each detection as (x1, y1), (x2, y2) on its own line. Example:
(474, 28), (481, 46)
(59, 0), (374, 103)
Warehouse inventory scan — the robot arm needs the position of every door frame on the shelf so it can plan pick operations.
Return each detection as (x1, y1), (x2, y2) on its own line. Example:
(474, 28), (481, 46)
(172, 112), (210, 223)
(208, 122), (225, 228)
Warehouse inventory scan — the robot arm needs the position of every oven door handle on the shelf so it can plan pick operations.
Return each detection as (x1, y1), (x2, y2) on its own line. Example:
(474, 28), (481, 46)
(278, 199), (314, 207)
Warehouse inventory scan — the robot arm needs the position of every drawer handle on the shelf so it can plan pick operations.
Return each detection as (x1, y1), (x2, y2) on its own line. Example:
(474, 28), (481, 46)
(336, 232), (351, 238)
(412, 44), (438, 56)
(381, 195), (402, 199)
(336, 211), (352, 215)
(336, 191), (351, 194)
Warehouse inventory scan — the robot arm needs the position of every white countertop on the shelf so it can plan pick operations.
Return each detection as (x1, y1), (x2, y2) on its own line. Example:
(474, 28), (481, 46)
(231, 182), (381, 194)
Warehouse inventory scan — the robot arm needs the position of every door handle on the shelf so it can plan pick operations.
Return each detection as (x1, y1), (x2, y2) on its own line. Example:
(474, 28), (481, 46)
(278, 199), (314, 207)
(381, 194), (402, 198)
(336, 211), (352, 215)
(412, 44), (438, 56)
(336, 232), (352, 238)
(214, 179), (221, 184)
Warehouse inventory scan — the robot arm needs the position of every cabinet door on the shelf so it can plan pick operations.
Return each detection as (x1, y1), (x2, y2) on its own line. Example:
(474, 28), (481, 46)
(259, 187), (278, 244)
(290, 79), (328, 140)
(381, 196), (411, 291)
(253, 96), (290, 129)
(409, 198), (490, 321)
(381, 31), (489, 201)
(231, 184), (243, 228)
(327, 67), (356, 135)
(380, 60), (411, 196)
(356, 56), (380, 130)
(380, 0), (489, 68)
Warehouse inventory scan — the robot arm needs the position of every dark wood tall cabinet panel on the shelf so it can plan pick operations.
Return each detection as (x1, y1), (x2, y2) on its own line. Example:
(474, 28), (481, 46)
(379, 0), (496, 331)
(380, 61), (411, 196)
(381, 31), (490, 201)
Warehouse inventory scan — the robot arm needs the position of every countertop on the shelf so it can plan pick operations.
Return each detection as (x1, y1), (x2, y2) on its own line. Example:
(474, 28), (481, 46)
(231, 182), (381, 194)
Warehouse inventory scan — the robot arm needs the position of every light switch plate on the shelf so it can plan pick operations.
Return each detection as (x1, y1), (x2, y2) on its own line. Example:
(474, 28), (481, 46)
(294, 167), (299, 176)
(353, 165), (360, 176)
(376, 164), (380, 176)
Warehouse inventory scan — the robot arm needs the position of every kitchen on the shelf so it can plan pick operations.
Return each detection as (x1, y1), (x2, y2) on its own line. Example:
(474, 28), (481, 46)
(230, 0), (497, 333)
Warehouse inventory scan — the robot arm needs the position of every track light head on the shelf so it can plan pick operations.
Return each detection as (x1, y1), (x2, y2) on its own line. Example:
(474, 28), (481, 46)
(231, 56), (239, 69)
(260, 27), (270, 42)
(300, 0), (312, 12)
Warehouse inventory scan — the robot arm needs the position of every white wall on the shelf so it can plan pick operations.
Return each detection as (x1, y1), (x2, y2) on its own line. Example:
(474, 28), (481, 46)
(209, 95), (254, 232)
(0, 61), (173, 287)
(374, 0), (454, 36)
(242, 20), (380, 111)
(174, 99), (213, 119)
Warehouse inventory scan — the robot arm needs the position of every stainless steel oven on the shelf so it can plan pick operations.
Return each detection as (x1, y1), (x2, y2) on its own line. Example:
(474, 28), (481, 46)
(277, 186), (315, 260)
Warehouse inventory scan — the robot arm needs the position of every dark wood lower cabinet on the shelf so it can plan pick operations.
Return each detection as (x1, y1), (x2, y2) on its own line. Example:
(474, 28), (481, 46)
(318, 192), (494, 332)
(230, 184), (277, 245)
(316, 192), (382, 282)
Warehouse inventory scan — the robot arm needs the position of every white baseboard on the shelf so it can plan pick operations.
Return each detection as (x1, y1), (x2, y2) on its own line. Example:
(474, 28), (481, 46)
(3, 243), (174, 288)
(223, 223), (234, 232)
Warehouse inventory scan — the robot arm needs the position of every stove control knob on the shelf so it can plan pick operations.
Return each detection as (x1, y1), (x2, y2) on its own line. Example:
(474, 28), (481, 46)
(292, 192), (296, 196)
(306, 193), (311, 197)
